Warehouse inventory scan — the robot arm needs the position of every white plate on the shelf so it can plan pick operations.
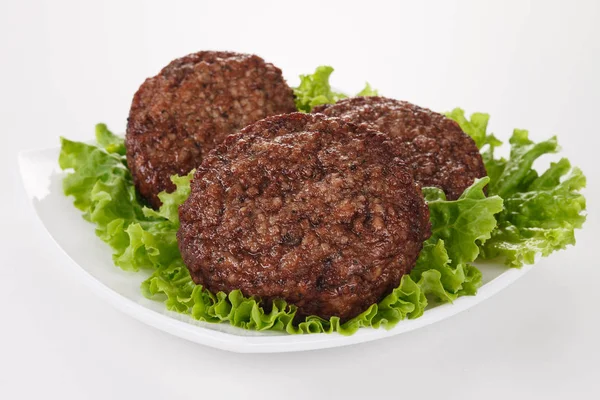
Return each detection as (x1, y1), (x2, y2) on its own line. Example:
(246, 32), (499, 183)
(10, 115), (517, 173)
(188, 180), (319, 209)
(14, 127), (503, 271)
(18, 145), (532, 353)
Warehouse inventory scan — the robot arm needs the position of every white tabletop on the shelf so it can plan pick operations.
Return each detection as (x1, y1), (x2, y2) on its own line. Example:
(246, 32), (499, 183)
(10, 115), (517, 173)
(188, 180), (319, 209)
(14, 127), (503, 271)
(1, 1), (599, 398)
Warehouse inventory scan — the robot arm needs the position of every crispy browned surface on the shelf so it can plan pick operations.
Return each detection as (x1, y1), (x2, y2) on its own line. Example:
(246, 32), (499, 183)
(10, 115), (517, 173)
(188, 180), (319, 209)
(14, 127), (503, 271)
(126, 51), (296, 208)
(313, 97), (486, 200)
(178, 113), (431, 321)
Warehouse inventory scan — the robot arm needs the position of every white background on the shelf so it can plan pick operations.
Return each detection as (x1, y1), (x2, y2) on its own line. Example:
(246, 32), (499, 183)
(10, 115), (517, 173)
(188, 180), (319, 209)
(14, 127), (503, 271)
(1, 0), (599, 399)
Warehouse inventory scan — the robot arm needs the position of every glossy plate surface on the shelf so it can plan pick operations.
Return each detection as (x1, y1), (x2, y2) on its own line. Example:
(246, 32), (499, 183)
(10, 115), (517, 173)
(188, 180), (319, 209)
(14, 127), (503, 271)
(18, 145), (531, 353)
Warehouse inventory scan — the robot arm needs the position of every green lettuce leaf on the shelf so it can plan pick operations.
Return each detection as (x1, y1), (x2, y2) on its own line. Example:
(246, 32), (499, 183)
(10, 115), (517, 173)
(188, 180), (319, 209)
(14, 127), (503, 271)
(411, 178), (503, 302)
(424, 178), (503, 265)
(293, 66), (347, 112)
(293, 66), (378, 112)
(412, 240), (482, 303)
(356, 82), (378, 97)
(95, 123), (126, 155)
(481, 136), (586, 267)
(445, 108), (501, 150)
(142, 172), (192, 225)
(446, 110), (587, 267)
(142, 259), (425, 335)
(59, 126), (186, 272)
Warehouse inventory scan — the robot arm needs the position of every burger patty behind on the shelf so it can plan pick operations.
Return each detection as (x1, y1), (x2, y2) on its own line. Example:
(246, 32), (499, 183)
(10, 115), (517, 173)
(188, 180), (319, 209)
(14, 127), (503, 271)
(313, 96), (487, 200)
(126, 51), (296, 208)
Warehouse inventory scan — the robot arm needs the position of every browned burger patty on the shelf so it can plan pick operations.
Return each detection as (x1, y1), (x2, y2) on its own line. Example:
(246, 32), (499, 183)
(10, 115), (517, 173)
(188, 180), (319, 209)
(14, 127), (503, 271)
(313, 97), (486, 200)
(178, 113), (431, 321)
(126, 51), (296, 208)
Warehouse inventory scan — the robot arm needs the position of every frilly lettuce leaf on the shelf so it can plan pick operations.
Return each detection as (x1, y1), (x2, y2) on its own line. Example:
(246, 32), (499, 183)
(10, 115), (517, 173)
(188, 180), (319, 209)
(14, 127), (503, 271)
(96, 123), (126, 155)
(412, 240), (482, 303)
(142, 257), (425, 335)
(423, 178), (503, 266)
(293, 66), (377, 112)
(293, 66), (347, 112)
(59, 127), (190, 272)
(356, 82), (378, 97)
(446, 110), (587, 267)
(445, 108), (502, 151)
(142, 173), (192, 224)
(412, 178), (503, 302)
(482, 139), (586, 267)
